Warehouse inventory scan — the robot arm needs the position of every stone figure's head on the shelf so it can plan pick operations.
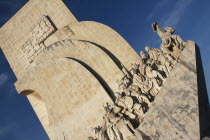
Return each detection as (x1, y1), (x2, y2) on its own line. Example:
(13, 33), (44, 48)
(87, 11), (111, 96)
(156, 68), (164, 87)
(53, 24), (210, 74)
(130, 69), (137, 75)
(131, 63), (139, 70)
(165, 27), (175, 34)
(140, 51), (147, 59)
(119, 83), (127, 91)
(146, 65), (152, 71)
(114, 92), (122, 98)
(146, 58), (152, 65)
(123, 76), (130, 84)
(145, 46), (151, 52)
(103, 102), (112, 114)
(91, 126), (102, 135)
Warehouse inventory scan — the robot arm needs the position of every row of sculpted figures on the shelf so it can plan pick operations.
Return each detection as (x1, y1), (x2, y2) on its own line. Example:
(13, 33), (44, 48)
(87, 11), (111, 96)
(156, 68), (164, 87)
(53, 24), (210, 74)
(88, 22), (186, 140)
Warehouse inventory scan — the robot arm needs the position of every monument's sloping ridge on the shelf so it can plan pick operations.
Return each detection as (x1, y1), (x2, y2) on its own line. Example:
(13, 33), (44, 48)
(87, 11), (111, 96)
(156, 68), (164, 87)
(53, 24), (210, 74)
(137, 41), (203, 139)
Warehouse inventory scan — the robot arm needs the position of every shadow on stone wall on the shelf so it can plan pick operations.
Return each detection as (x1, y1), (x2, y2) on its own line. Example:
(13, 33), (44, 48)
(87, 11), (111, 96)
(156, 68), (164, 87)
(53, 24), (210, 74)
(196, 45), (210, 139)
(79, 40), (129, 72)
(66, 57), (116, 101)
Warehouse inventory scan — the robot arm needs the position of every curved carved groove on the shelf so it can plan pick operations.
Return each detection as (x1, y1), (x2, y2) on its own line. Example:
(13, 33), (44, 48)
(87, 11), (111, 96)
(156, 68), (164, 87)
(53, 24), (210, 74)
(79, 40), (130, 73)
(43, 39), (130, 77)
(66, 57), (116, 101)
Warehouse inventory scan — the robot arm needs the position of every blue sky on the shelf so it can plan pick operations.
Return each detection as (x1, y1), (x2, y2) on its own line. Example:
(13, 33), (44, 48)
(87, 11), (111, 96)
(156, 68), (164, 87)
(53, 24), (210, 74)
(0, 0), (210, 139)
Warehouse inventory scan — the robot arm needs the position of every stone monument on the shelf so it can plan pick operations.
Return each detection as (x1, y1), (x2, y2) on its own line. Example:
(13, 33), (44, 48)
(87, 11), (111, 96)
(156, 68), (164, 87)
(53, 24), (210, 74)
(0, 0), (209, 140)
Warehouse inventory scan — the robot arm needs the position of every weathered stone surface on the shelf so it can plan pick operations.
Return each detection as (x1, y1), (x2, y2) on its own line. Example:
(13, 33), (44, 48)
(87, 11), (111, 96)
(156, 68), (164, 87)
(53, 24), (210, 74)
(137, 41), (209, 140)
(45, 21), (140, 71)
(1, 0), (209, 139)
(16, 58), (114, 140)
(0, 0), (140, 139)
(0, 0), (78, 78)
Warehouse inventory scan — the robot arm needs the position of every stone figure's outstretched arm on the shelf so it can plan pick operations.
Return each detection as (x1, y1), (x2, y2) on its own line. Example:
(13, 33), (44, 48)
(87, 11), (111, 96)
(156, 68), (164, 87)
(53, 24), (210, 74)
(152, 22), (166, 39)
(152, 22), (175, 39)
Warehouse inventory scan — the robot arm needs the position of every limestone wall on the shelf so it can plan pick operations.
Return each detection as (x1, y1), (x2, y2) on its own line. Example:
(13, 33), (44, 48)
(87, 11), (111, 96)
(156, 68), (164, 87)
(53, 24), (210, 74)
(137, 41), (200, 139)
(0, 1), (141, 138)
(16, 58), (113, 140)
(0, 0), (78, 79)
(46, 21), (140, 71)
(34, 40), (125, 94)
(27, 92), (50, 137)
(2, 0), (206, 140)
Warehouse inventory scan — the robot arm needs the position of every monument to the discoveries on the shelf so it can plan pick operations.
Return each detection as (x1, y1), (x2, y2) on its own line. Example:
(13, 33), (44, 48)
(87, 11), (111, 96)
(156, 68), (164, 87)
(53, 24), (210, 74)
(0, 0), (209, 139)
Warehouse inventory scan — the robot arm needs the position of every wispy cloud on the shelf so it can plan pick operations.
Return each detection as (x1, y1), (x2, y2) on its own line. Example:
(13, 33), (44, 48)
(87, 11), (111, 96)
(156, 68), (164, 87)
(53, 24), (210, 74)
(0, 123), (16, 136)
(146, 0), (170, 21)
(147, 0), (192, 27)
(0, 72), (9, 86)
(146, 0), (192, 48)
(160, 0), (192, 27)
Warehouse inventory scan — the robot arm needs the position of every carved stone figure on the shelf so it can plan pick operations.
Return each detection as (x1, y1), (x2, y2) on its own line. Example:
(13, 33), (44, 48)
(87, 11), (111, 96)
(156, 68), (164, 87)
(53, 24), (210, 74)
(129, 86), (150, 104)
(84, 20), (194, 140)
(103, 104), (123, 140)
(145, 46), (162, 62)
(114, 92), (135, 119)
(138, 58), (147, 75)
(117, 76), (131, 91)
(118, 83), (130, 96)
(147, 78), (161, 97)
(122, 76), (131, 87)
(114, 92), (145, 122)
(140, 51), (147, 63)
(89, 30), (183, 139)
(144, 46), (175, 77)
(105, 103), (136, 134)
(152, 22), (185, 57)
(152, 22), (174, 39)
(158, 52), (174, 75)
(145, 65), (165, 81)
(154, 61), (170, 77)
(160, 36), (185, 57)
(90, 126), (108, 140)
(130, 63), (140, 76)
(132, 74), (159, 98)
(132, 70), (146, 86)
(160, 37), (174, 55)
(132, 70), (151, 94)
(164, 53), (176, 65)
(129, 85), (151, 111)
